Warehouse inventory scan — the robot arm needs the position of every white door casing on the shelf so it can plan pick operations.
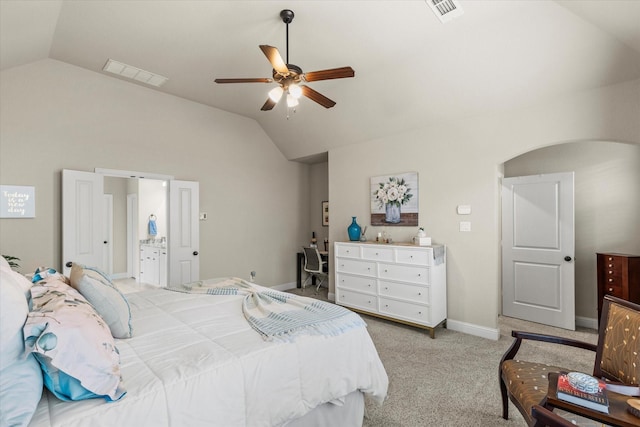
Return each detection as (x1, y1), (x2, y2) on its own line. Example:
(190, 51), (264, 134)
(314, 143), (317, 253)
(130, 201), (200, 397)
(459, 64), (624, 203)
(103, 194), (113, 275)
(62, 169), (104, 276)
(127, 193), (138, 279)
(169, 180), (199, 285)
(501, 172), (575, 330)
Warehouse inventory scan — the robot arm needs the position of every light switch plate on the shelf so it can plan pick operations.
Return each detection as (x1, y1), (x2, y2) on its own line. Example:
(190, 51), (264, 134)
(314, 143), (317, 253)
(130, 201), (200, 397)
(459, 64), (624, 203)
(199, 212), (207, 220)
(459, 221), (471, 232)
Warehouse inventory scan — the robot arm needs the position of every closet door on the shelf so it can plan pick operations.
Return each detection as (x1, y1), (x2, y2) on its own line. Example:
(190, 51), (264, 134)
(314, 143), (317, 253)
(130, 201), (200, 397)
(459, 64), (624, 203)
(169, 180), (199, 285)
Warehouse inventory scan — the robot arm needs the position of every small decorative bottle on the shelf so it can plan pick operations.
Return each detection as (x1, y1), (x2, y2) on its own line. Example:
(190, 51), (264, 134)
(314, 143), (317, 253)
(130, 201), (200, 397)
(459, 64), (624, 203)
(347, 217), (361, 241)
(310, 231), (317, 248)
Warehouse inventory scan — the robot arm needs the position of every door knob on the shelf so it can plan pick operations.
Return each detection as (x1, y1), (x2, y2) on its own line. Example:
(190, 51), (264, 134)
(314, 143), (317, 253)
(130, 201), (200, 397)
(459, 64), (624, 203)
(564, 256), (572, 262)
(65, 261), (72, 268)
(193, 251), (199, 256)
(104, 241), (108, 244)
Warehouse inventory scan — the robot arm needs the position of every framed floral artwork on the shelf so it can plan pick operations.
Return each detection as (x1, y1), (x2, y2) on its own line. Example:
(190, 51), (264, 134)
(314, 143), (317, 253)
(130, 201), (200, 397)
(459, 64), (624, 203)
(322, 201), (329, 226)
(370, 172), (418, 226)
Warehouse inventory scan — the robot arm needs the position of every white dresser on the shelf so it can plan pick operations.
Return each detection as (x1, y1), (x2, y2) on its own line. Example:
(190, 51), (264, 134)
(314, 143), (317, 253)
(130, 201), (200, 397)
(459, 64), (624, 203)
(334, 241), (446, 338)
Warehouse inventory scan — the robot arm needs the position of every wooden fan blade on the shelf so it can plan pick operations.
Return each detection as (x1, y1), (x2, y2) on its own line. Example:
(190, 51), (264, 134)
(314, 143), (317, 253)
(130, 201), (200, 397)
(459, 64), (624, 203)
(214, 78), (273, 84)
(301, 85), (336, 108)
(259, 45), (289, 75)
(303, 67), (355, 82)
(261, 97), (277, 111)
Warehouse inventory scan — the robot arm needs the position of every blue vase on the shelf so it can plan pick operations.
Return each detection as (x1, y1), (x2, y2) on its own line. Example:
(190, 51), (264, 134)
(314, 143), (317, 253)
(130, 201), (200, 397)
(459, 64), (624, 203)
(347, 217), (361, 241)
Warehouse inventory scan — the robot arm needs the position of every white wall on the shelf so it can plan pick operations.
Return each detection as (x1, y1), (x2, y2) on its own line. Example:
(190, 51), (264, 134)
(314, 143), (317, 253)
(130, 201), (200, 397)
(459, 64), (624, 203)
(309, 162), (329, 250)
(0, 59), (309, 287)
(329, 79), (640, 336)
(504, 141), (640, 321)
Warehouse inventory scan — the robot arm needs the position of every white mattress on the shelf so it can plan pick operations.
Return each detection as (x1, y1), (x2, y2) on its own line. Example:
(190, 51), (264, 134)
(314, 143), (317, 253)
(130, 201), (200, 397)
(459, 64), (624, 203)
(29, 286), (388, 427)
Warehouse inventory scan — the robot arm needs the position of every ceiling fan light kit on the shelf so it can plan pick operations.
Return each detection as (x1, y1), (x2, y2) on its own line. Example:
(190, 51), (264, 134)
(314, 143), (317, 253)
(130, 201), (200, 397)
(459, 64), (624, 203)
(214, 9), (355, 112)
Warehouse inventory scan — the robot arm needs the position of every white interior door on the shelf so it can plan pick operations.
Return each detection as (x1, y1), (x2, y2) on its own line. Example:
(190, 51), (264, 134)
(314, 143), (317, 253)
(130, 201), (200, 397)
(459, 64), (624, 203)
(62, 169), (104, 276)
(501, 172), (575, 330)
(169, 180), (199, 285)
(103, 194), (113, 275)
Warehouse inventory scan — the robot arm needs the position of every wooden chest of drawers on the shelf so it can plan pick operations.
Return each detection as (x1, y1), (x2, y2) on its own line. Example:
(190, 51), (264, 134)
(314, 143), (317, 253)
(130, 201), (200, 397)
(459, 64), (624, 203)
(335, 242), (446, 338)
(596, 253), (640, 323)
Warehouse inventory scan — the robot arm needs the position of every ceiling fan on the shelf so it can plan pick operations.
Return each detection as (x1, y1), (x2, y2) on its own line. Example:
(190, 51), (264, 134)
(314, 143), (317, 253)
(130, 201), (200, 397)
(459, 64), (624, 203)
(214, 9), (355, 111)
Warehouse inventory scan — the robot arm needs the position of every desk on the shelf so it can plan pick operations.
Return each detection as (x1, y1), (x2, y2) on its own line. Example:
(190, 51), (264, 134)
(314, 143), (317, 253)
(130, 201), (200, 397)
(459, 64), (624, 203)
(296, 250), (328, 288)
(542, 372), (639, 427)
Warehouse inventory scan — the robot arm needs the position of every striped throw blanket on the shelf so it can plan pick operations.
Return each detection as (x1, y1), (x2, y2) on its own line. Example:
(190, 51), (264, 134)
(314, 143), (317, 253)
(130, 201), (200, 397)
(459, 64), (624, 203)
(167, 277), (366, 342)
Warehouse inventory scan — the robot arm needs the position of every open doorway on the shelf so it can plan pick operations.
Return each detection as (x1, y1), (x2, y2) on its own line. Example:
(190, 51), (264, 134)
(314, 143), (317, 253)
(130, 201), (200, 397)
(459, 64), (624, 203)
(501, 140), (640, 329)
(104, 176), (168, 284)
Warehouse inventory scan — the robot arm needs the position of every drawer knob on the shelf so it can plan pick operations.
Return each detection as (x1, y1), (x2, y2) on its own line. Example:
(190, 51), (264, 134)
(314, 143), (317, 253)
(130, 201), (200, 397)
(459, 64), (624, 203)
(418, 311), (422, 315)
(608, 288), (613, 292)
(384, 269), (388, 272)
(608, 271), (613, 274)
(609, 278), (613, 282)
(368, 284), (371, 287)
(418, 273), (421, 277)
(376, 252), (379, 255)
(418, 292), (422, 296)
(608, 264), (613, 267)
(385, 287), (388, 290)
(385, 304), (389, 307)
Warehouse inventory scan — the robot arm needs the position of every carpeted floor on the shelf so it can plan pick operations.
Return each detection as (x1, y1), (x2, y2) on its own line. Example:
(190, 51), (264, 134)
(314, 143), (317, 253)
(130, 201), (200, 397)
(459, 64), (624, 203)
(287, 286), (599, 427)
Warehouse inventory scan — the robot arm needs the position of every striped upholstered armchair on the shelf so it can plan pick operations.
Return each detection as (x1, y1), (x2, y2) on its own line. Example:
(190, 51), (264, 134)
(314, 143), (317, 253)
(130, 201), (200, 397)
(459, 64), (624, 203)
(499, 295), (640, 426)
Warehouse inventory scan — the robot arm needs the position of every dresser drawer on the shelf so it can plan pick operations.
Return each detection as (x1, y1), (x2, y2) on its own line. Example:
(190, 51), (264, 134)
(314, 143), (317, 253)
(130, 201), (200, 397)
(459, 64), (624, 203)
(379, 263), (429, 285)
(336, 258), (376, 277)
(336, 289), (378, 312)
(602, 282), (624, 298)
(335, 244), (361, 259)
(396, 248), (430, 266)
(361, 246), (394, 262)
(379, 280), (430, 304)
(379, 297), (430, 325)
(336, 274), (376, 294)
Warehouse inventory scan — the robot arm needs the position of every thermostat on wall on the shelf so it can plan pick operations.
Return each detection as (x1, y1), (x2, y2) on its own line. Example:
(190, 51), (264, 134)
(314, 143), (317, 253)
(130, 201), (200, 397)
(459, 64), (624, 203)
(457, 205), (471, 215)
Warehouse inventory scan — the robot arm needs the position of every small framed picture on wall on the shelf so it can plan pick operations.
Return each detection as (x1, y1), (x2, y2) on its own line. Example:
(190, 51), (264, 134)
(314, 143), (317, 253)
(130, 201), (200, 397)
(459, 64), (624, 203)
(322, 201), (329, 226)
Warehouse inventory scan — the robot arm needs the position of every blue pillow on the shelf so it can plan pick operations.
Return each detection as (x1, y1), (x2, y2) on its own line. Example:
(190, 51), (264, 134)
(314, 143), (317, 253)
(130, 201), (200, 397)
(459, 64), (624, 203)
(0, 269), (43, 426)
(69, 263), (133, 339)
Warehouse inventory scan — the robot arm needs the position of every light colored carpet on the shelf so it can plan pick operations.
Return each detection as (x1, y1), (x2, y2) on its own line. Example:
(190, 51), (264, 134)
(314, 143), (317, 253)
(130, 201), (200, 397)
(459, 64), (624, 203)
(287, 286), (599, 427)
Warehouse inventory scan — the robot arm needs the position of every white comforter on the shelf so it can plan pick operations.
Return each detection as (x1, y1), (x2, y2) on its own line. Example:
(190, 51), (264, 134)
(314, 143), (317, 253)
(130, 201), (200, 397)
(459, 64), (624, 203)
(28, 286), (388, 427)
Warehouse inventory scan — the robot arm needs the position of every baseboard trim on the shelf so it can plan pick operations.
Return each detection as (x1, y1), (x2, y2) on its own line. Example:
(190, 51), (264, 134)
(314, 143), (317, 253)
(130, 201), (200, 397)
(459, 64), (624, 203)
(576, 315), (598, 330)
(446, 318), (500, 341)
(272, 282), (297, 291)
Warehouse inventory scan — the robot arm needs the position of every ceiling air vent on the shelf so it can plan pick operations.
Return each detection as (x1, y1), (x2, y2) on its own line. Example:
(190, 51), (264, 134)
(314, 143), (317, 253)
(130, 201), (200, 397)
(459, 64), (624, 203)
(102, 59), (168, 87)
(426, 0), (464, 23)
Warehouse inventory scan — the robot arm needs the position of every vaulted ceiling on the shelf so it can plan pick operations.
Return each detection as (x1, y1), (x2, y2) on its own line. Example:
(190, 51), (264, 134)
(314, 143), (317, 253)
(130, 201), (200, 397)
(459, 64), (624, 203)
(2, 1), (639, 162)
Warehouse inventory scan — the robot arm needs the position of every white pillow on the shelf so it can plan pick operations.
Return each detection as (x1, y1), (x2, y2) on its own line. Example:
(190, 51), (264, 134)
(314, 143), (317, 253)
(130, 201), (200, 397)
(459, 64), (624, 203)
(1, 267), (33, 309)
(0, 269), (43, 427)
(0, 255), (11, 270)
(25, 279), (126, 402)
(69, 264), (133, 339)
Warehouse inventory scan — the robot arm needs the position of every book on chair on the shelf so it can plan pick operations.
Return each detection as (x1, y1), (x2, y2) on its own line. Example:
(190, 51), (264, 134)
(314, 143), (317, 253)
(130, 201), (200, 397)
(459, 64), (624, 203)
(556, 372), (609, 414)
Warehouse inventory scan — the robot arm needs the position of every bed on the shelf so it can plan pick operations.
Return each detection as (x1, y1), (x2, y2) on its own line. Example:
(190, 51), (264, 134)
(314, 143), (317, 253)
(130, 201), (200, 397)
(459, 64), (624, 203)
(0, 262), (388, 427)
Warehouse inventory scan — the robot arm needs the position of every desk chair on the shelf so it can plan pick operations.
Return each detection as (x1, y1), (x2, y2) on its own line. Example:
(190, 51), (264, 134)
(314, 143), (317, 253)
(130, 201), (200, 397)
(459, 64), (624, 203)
(302, 247), (328, 292)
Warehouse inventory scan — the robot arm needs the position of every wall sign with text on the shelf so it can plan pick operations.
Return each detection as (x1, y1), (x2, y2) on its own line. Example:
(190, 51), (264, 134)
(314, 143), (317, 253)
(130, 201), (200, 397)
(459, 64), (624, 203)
(0, 185), (35, 218)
